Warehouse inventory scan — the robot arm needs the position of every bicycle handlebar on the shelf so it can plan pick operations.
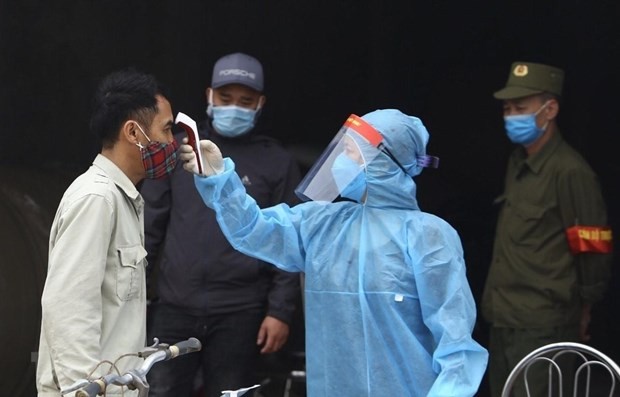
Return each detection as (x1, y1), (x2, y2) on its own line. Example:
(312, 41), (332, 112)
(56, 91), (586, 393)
(62, 337), (201, 397)
(75, 379), (106, 397)
(167, 336), (201, 358)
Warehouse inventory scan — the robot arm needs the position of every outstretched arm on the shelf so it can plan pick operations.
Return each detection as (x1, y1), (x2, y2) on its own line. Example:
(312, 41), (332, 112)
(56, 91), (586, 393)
(179, 139), (307, 272)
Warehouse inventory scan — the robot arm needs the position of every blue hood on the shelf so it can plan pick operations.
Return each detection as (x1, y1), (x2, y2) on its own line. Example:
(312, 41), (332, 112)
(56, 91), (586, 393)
(360, 109), (431, 210)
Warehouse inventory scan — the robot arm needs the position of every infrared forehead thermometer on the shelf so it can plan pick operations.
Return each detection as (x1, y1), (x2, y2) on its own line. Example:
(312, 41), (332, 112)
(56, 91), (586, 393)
(175, 112), (204, 174)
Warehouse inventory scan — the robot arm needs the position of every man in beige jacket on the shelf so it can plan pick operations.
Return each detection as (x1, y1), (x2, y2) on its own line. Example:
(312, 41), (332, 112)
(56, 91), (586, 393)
(36, 68), (177, 396)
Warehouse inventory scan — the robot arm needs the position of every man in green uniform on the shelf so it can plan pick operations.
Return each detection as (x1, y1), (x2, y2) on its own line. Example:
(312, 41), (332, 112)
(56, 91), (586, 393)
(481, 61), (613, 397)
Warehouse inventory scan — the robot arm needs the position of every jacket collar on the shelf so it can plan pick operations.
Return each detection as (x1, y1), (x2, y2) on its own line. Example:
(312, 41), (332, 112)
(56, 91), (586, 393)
(93, 154), (141, 201)
(517, 130), (563, 175)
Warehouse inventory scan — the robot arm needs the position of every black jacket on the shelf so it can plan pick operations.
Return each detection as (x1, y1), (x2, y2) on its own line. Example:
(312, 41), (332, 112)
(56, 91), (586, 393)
(140, 119), (302, 323)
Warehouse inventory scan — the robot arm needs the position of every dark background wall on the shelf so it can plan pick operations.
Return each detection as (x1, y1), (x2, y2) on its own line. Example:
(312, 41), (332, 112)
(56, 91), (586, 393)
(1, 1), (619, 396)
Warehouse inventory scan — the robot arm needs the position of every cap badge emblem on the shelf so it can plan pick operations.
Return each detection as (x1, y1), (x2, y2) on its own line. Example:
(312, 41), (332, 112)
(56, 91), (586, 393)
(513, 64), (529, 77)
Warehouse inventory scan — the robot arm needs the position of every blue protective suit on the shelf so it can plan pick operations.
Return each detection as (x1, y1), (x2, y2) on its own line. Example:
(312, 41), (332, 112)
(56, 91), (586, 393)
(193, 109), (488, 396)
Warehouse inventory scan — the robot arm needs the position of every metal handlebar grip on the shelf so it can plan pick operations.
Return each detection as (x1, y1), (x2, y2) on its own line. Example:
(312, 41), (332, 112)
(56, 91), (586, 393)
(75, 379), (106, 397)
(170, 337), (201, 358)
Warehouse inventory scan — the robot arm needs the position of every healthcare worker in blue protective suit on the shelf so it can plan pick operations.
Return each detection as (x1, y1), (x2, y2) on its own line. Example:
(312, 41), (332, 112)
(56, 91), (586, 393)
(178, 109), (489, 397)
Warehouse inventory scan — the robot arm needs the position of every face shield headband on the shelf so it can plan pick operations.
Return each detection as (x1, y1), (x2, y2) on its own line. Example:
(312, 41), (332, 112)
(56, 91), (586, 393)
(380, 146), (440, 175)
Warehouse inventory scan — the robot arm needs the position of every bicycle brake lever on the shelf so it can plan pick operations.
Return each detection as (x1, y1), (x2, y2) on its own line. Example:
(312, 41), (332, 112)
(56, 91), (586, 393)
(139, 338), (170, 358)
(126, 369), (149, 395)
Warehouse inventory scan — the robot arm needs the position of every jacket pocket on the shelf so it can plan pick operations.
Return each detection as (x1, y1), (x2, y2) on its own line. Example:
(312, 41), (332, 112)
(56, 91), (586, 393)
(116, 245), (147, 301)
(508, 200), (550, 243)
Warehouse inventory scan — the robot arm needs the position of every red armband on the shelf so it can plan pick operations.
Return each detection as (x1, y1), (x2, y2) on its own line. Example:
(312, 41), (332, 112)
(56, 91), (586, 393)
(566, 225), (613, 255)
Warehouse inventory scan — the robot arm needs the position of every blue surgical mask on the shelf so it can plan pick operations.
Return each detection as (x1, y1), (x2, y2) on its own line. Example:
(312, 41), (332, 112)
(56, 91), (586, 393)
(206, 89), (262, 138)
(331, 153), (366, 202)
(503, 101), (550, 145)
(207, 105), (257, 138)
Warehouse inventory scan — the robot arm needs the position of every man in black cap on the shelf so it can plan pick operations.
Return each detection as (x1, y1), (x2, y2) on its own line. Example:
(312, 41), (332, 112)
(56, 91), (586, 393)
(481, 61), (613, 396)
(140, 52), (302, 397)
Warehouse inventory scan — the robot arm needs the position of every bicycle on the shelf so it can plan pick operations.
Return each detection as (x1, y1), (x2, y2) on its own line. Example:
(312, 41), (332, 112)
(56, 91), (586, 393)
(61, 337), (202, 397)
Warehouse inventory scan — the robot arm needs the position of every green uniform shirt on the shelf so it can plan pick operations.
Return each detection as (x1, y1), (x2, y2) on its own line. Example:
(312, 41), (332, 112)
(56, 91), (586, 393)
(482, 131), (611, 328)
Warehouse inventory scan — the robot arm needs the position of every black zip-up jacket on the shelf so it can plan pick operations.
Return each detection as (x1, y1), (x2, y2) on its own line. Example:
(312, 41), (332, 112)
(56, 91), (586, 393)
(140, 120), (301, 323)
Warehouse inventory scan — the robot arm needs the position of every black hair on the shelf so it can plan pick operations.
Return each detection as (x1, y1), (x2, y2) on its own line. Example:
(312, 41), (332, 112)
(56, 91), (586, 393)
(89, 67), (168, 148)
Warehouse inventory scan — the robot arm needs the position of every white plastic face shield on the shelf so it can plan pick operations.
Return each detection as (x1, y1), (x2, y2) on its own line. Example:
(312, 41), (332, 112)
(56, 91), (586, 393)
(295, 114), (383, 202)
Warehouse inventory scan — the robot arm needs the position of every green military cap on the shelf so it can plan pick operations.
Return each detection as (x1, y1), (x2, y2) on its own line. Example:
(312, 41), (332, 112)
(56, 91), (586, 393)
(493, 61), (564, 100)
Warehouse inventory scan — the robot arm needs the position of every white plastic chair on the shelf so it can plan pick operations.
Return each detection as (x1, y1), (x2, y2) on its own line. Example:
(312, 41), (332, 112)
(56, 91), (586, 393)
(501, 342), (620, 396)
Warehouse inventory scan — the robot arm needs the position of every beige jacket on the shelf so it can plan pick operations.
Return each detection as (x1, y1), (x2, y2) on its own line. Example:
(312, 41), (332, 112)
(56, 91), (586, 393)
(37, 155), (147, 396)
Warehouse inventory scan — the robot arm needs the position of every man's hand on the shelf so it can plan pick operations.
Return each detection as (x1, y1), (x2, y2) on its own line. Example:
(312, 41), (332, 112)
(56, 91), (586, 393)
(257, 316), (290, 354)
(179, 138), (224, 176)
